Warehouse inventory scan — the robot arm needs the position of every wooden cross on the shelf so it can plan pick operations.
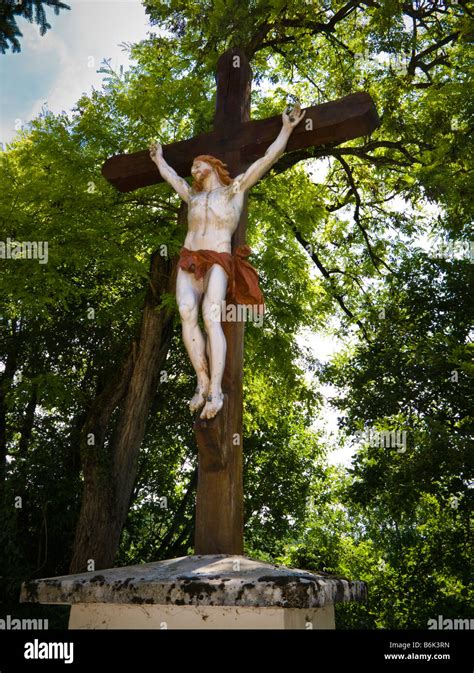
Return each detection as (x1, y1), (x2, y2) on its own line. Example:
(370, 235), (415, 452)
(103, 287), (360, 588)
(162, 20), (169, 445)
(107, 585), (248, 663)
(102, 48), (379, 556)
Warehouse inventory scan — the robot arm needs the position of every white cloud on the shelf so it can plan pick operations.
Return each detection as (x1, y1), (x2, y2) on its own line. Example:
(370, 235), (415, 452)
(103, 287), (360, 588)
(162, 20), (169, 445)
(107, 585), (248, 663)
(2, 1), (152, 143)
(30, 1), (150, 115)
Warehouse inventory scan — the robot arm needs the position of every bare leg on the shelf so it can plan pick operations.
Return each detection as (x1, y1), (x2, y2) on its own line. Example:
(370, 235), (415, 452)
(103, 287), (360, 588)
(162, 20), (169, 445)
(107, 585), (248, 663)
(176, 268), (209, 412)
(201, 264), (228, 419)
(205, 332), (211, 366)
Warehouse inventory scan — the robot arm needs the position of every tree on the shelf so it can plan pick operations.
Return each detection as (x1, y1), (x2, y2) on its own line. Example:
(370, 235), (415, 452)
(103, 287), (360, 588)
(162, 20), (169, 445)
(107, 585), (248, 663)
(316, 251), (473, 627)
(0, 0), (70, 54)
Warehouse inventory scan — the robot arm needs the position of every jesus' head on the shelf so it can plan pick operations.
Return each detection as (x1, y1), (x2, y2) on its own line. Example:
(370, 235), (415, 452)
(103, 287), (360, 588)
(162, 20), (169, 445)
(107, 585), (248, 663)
(191, 155), (233, 192)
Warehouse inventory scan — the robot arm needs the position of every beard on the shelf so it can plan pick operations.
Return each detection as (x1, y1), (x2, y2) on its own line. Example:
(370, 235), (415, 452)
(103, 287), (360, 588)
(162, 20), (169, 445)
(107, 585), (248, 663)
(191, 168), (211, 193)
(191, 175), (205, 192)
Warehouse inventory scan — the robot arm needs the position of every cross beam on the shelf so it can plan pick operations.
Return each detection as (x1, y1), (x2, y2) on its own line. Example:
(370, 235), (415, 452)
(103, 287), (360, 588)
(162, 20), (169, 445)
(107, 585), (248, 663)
(101, 48), (380, 556)
(102, 93), (379, 192)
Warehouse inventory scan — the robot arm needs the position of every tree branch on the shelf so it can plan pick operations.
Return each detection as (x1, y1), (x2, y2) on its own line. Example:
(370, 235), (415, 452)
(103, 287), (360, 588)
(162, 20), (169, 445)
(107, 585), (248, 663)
(280, 1), (361, 33)
(261, 196), (372, 342)
(335, 155), (395, 275)
(407, 31), (461, 76)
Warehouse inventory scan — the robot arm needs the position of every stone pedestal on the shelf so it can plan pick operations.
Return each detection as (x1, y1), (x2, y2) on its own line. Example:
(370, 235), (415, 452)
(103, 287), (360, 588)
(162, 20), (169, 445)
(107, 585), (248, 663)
(20, 555), (366, 630)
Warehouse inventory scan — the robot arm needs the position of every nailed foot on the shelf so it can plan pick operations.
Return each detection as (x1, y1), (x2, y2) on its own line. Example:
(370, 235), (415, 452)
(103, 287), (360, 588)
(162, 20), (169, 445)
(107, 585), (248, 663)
(200, 393), (224, 419)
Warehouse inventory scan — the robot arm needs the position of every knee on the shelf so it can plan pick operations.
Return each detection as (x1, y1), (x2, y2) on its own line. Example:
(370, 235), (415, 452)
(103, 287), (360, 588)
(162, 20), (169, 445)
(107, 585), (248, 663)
(179, 300), (198, 324)
(202, 300), (222, 329)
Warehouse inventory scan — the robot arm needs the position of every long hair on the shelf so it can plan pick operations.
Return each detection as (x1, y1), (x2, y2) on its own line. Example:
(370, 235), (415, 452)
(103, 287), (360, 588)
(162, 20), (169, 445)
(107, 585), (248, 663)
(192, 155), (233, 192)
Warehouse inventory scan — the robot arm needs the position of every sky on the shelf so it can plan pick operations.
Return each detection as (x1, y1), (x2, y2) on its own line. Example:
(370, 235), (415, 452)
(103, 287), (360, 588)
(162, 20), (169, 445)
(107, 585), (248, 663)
(0, 0), (152, 147)
(0, 0), (354, 466)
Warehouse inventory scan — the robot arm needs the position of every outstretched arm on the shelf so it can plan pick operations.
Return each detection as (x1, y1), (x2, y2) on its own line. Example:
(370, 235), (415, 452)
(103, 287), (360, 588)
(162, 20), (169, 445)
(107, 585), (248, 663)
(149, 142), (191, 204)
(235, 106), (306, 193)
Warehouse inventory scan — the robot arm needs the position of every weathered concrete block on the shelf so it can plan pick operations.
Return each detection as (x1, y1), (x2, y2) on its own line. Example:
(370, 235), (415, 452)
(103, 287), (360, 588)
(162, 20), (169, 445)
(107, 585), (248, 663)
(20, 555), (366, 630)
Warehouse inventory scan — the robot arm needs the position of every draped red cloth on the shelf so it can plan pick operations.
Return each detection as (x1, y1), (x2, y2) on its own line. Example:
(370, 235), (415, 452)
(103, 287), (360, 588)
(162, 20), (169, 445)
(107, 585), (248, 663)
(178, 244), (264, 308)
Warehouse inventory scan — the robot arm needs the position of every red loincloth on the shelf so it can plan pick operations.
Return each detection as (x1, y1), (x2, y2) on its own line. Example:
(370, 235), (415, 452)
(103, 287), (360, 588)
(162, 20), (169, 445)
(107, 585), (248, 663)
(178, 244), (265, 308)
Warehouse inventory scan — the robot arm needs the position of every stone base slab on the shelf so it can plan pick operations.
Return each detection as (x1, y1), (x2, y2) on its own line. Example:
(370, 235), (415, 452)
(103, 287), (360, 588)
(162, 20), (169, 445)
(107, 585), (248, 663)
(21, 554), (366, 630)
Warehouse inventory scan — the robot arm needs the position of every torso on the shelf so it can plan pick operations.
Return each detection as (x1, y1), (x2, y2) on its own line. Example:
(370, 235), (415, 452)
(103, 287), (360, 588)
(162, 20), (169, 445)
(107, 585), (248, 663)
(184, 184), (244, 253)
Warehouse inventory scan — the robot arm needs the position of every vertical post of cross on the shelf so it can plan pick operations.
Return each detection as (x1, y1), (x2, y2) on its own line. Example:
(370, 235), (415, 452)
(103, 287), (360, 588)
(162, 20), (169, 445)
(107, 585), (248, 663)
(194, 48), (251, 555)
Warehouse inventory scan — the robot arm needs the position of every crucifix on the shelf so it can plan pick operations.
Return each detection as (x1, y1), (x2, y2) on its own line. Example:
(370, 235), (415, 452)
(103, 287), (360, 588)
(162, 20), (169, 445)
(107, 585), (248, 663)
(102, 47), (379, 556)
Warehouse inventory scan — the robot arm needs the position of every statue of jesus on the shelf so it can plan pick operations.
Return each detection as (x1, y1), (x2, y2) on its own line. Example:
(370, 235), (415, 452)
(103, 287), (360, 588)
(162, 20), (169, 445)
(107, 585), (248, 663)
(149, 105), (305, 419)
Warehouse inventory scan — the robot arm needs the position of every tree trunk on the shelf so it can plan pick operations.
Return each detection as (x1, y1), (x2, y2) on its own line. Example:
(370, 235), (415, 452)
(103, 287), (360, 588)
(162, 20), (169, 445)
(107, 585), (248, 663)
(155, 466), (197, 558)
(69, 239), (179, 573)
(0, 321), (19, 488)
